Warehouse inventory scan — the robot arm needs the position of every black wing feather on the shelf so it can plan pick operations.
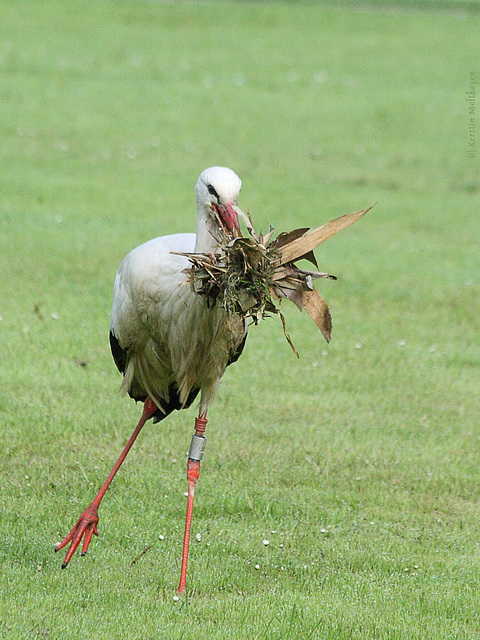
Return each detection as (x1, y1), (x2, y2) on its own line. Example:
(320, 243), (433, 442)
(109, 330), (127, 374)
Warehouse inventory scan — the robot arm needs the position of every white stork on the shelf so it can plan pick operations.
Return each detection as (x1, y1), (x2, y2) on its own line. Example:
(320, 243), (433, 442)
(56, 167), (248, 593)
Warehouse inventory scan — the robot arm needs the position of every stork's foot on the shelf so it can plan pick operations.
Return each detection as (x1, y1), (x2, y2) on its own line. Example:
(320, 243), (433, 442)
(55, 503), (99, 568)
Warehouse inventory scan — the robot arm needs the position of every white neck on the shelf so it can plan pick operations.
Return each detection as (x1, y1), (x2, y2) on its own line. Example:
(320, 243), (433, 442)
(194, 206), (221, 253)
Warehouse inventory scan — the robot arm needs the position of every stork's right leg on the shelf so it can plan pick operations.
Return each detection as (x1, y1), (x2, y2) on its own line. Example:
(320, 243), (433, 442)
(55, 398), (158, 567)
(177, 414), (208, 594)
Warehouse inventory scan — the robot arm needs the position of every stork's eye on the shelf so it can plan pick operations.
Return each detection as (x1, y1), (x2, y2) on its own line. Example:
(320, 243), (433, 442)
(207, 184), (219, 200)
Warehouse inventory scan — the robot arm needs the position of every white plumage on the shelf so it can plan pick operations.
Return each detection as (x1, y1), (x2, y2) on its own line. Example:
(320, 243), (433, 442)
(109, 166), (247, 419)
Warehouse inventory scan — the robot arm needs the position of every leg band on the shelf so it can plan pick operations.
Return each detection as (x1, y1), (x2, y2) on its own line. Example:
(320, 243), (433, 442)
(188, 434), (206, 461)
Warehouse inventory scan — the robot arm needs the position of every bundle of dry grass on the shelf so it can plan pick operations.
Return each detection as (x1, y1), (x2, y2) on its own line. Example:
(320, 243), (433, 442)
(178, 205), (373, 355)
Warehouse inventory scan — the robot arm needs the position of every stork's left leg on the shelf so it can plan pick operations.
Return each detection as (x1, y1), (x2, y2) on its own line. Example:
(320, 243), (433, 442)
(177, 413), (208, 594)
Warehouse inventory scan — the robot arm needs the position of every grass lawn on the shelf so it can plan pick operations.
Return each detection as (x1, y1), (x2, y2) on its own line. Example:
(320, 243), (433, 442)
(1, 0), (479, 638)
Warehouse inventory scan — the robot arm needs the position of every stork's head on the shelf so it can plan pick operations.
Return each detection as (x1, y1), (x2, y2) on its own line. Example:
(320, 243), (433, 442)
(194, 166), (242, 251)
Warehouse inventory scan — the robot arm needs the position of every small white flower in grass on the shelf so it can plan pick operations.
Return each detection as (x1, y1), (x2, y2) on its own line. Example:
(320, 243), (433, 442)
(54, 140), (69, 152)
(129, 54), (145, 68)
(195, 533), (201, 542)
(263, 539), (269, 546)
(203, 75), (214, 89)
(314, 70), (328, 83)
(233, 73), (246, 87)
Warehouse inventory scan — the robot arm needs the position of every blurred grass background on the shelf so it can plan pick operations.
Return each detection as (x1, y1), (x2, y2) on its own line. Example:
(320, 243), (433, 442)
(1, 1), (479, 638)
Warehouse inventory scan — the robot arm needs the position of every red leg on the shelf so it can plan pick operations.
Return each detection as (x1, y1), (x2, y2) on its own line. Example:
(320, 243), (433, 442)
(55, 397), (158, 567)
(178, 414), (208, 594)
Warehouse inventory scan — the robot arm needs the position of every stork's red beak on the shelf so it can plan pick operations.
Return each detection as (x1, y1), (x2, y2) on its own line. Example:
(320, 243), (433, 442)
(215, 202), (240, 233)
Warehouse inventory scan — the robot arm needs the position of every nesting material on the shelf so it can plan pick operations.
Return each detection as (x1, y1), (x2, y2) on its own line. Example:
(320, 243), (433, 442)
(177, 206), (373, 355)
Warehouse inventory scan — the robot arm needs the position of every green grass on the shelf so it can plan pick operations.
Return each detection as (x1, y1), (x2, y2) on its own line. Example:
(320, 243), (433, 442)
(1, 0), (479, 638)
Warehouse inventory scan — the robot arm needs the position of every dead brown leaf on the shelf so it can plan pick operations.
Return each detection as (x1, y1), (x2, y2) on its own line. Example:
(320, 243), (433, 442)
(301, 289), (332, 343)
(277, 206), (374, 265)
